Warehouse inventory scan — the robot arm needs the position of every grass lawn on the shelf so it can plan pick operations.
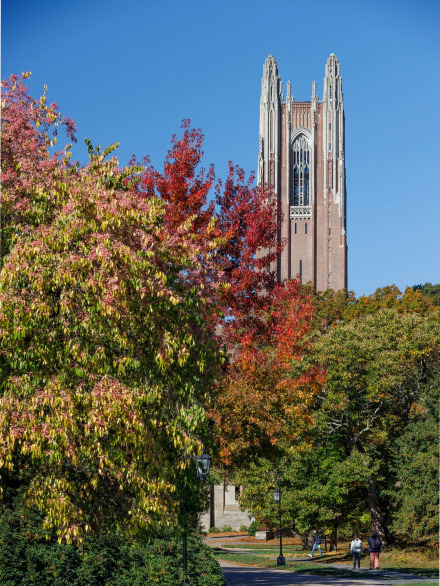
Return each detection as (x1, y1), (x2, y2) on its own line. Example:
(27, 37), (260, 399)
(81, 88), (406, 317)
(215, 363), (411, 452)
(319, 549), (438, 578)
(209, 532), (438, 579)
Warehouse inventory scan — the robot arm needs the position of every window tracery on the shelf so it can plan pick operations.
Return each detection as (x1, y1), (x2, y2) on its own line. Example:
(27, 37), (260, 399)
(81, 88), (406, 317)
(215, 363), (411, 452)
(291, 135), (310, 207)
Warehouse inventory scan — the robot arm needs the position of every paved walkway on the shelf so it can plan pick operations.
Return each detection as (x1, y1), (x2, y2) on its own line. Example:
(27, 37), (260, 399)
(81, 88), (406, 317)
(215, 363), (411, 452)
(220, 560), (438, 585)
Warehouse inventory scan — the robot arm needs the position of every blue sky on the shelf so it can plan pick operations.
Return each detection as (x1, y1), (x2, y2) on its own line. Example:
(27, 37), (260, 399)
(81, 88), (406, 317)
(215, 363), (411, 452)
(2, 0), (439, 296)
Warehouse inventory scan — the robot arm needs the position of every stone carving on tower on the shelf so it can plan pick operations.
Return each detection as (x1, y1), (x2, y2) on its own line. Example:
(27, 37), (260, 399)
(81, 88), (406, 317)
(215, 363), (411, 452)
(258, 54), (347, 291)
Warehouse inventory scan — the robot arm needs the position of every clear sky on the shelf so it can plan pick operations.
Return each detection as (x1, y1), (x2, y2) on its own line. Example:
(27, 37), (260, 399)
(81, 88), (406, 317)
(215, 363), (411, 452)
(2, 0), (439, 296)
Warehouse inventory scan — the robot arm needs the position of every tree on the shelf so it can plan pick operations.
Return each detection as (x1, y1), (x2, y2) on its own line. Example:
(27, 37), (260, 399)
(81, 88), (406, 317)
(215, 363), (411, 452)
(1, 73), (76, 267)
(413, 282), (440, 307)
(390, 379), (439, 542)
(0, 75), (282, 543)
(0, 78), (226, 542)
(0, 491), (227, 585)
(136, 123), (281, 345)
(344, 285), (438, 318)
(211, 280), (325, 467)
(212, 164), (281, 342)
(307, 285), (437, 332)
(221, 287), (440, 547)
(315, 307), (440, 543)
(235, 445), (373, 550)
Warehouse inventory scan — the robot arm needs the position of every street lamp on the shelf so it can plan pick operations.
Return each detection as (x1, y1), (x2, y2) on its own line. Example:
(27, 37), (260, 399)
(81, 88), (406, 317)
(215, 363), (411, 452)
(182, 454), (212, 584)
(273, 473), (286, 566)
(196, 454), (212, 482)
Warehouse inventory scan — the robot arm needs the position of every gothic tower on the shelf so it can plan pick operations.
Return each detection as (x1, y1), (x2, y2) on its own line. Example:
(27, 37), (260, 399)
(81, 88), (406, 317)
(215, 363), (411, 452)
(258, 54), (347, 290)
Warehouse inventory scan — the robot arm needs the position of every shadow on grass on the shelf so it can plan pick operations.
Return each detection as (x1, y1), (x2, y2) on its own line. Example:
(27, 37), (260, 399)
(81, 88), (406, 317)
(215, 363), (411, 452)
(383, 567), (438, 578)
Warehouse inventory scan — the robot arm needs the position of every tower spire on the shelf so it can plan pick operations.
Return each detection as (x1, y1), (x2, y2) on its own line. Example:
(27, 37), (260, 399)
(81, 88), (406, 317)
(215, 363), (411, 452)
(260, 55), (282, 104)
(258, 55), (283, 190)
(323, 53), (342, 106)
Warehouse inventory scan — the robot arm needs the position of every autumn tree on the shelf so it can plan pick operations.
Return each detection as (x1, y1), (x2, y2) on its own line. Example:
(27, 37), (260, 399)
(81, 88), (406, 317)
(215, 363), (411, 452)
(1, 73), (76, 267)
(306, 284), (438, 332)
(212, 165), (281, 340)
(229, 286), (440, 547)
(0, 77), (227, 543)
(413, 282), (440, 307)
(135, 123), (281, 342)
(1, 75), (282, 543)
(211, 280), (325, 467)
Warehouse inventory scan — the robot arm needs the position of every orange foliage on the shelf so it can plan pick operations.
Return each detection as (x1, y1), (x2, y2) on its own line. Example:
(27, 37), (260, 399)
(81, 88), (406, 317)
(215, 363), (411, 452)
(210, 280), (325, 466)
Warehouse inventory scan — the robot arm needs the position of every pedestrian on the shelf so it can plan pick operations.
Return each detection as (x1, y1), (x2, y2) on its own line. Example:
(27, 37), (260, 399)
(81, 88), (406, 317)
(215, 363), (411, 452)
(308, 531), (323, 557)
(350, 534), (362, 570)
(368, 530), (382, 570)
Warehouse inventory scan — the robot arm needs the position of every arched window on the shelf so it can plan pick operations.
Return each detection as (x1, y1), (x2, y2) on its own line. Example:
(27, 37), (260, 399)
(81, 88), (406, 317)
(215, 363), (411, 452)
(292, 135), (310, 206)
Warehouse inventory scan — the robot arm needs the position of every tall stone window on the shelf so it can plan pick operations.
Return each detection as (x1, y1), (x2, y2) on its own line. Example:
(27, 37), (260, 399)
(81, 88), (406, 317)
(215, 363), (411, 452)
(292, 135), (310, 206)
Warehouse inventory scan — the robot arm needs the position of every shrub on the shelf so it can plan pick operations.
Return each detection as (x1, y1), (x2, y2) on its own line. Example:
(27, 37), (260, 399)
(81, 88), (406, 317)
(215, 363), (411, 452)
(209, 526), (220, 533)
(239, 524), (249, 532)
(0, 496), (226, 585)
(222, 525), (233, 533)
(248, 520), (259, 536)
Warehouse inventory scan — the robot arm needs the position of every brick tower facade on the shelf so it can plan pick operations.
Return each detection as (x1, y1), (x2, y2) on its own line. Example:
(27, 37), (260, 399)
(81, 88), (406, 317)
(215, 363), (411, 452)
(258, 54), (347, 290)
(200, 57), (348, 532)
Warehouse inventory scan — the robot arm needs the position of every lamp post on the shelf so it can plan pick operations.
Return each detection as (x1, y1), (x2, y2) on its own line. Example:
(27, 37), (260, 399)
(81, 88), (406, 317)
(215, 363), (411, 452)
(273, 473), (286, 566)
(196, 454), (212, 483)
(182, 454), (212, 585)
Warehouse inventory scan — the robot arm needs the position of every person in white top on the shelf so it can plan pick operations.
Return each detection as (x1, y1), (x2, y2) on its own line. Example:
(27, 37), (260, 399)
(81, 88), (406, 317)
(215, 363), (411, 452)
(350, 534), (362, 570)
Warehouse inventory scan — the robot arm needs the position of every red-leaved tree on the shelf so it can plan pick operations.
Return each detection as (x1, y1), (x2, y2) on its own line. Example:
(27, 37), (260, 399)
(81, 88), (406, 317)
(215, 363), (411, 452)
(1, 73), (77, 266)
(210, 279), (325, 467)
(135, 120), (282, 343)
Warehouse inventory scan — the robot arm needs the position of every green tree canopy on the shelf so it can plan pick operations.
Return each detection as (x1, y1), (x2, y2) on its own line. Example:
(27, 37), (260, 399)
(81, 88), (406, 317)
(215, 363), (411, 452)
(315, 307), (440, 542)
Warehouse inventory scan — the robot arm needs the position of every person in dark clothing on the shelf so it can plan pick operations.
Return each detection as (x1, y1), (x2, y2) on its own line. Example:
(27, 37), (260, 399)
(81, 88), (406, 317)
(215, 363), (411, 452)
(308, 531), (323, 557)
(368, 531), (382, 570)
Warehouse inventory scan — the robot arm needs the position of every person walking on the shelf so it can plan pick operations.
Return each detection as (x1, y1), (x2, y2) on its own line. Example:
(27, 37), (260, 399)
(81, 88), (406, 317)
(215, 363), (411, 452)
(368, 530), (382, 570)
(350, 534), (362, 570)
(308, 532), (323, 557)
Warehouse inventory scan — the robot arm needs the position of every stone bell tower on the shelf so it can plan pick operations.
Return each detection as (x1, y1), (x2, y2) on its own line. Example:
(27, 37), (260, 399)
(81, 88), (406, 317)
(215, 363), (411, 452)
(258, 54), (347, 291)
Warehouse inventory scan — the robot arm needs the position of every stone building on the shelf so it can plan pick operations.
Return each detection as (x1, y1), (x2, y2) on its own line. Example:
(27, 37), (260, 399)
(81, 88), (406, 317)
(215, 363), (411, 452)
(200, 484), (250, 532)
(201, 54), (348, 532)
(258, 53), (347, 290)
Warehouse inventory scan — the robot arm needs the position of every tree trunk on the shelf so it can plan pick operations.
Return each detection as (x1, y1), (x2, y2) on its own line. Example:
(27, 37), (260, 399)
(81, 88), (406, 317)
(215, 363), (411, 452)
(329, 524), (338, 551)
(366, 477), (387, 546)
(353, 439), (388, 546)
(300, 531), (314, 551)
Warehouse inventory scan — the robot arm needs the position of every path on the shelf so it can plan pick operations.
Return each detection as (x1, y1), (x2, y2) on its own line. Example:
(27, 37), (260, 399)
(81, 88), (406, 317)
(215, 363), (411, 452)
(204, 537), (437, 585)
(220, 560), (438, 585)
